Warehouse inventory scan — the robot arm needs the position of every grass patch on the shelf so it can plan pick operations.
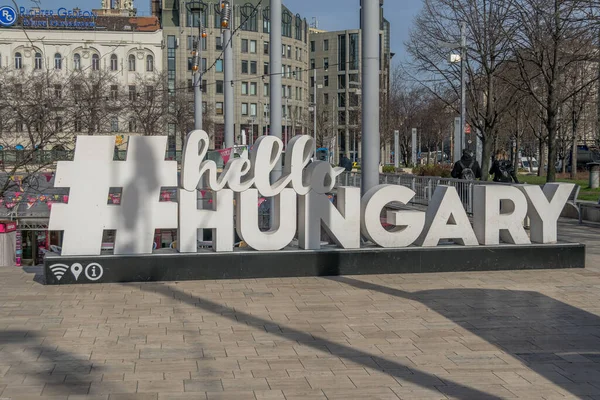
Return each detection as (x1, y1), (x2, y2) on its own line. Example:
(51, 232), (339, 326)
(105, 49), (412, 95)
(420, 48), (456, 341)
(518, 173), (600, 202)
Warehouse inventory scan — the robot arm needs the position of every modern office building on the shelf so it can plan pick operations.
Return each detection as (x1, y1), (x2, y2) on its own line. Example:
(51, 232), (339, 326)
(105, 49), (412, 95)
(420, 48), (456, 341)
(309, 0), (392, 163)
(153, 0), (311, 150)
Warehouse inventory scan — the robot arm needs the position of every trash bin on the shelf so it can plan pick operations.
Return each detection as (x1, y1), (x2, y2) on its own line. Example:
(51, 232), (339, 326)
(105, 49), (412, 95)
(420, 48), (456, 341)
(0, 221), (18, 266)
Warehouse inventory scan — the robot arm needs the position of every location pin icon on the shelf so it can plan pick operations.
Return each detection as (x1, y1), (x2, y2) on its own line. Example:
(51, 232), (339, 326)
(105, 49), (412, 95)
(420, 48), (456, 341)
(71, 263), (83, 281)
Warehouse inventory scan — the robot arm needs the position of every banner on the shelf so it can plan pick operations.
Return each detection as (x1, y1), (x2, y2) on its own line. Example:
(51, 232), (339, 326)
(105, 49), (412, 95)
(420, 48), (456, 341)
(218, 148), (233, 164)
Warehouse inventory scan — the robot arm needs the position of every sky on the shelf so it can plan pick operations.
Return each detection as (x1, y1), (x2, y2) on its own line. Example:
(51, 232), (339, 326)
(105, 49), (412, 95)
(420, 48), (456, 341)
(14, 0), (423, 64)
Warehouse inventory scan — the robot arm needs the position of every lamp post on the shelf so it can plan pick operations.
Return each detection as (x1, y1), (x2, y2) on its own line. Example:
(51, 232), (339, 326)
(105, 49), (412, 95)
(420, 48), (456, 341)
(186, 1), (207, 130)
(439, 22), (467, 157)
(360, 0), (380, 195)
(218, 0), (234, 148)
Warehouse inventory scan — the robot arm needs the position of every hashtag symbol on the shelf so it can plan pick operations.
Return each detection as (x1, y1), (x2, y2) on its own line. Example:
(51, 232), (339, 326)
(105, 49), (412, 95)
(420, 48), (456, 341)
(49, 136), (178, 256)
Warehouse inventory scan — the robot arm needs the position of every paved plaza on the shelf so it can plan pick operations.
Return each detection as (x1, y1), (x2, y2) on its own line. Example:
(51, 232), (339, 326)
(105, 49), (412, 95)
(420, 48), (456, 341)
(0, 220), (599, 399)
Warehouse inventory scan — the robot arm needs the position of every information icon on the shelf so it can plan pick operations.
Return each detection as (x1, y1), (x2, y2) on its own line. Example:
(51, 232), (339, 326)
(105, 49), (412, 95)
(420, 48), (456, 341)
(84, 263), (104, 281)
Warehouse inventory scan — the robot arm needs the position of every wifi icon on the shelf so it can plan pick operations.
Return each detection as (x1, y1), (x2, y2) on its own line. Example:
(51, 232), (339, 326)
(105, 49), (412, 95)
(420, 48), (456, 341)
(49, 264), (70, 281)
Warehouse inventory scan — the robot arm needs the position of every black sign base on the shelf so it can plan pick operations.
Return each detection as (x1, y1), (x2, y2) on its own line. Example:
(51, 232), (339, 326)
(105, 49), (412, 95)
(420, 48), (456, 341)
(43, 243), (586, 285)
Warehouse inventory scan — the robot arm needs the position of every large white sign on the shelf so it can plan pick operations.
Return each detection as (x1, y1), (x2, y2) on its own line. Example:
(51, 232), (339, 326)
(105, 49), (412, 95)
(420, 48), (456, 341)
(49, 132), (574, 256)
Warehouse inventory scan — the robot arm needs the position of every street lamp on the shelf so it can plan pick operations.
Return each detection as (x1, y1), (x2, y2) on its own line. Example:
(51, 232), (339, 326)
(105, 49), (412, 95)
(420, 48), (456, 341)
(186, 1), (207, 130)
(439, 21), (467, 158)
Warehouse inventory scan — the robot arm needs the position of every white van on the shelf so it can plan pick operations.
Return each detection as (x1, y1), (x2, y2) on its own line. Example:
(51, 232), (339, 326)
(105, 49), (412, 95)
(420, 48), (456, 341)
(520, 157), (539, 173)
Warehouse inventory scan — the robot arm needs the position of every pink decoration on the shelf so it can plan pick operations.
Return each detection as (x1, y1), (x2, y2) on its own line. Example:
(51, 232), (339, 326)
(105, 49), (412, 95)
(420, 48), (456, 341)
(218, 148), (233, 164)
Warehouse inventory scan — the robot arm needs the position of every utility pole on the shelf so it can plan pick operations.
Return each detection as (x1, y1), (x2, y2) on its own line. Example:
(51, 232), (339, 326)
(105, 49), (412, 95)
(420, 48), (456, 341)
(270, 0), (283, 176)
(269, 0), (283, 227)
(187, 1), (206, 130)
(220, 0), (234, 148)
(361, 0), (380, 195)
(460, 21), (466, 155)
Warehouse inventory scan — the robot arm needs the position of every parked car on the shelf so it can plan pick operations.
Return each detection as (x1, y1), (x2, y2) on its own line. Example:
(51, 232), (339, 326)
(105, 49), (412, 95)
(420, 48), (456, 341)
(520, 157), (539, 173)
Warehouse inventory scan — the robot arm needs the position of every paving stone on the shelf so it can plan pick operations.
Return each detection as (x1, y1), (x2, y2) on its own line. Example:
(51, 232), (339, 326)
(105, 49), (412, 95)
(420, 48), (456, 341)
(0, 220), (599, 400)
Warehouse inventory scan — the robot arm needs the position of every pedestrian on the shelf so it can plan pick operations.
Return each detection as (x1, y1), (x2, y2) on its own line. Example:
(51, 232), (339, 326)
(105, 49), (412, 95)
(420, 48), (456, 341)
(451, 150), (482, 180)
(490, 150), (519, 183)
(340, 154), (353, 172)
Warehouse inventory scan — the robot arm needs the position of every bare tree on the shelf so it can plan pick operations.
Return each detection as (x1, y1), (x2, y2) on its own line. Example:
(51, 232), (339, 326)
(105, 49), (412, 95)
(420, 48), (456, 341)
(167, 79), (215, 149)
(70, 69), (117, 135)
(407, 0), (518, 178)
(508, 0), (596, 181)
(0, 69), (74, 198)
(126, 72), (168, 136)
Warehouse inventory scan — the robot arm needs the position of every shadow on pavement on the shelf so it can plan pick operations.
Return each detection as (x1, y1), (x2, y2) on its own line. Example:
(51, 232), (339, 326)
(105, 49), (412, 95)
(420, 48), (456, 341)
(0, 330), (103, 396)
(134, 282), (504, 399)
(331, 276), (600, 399)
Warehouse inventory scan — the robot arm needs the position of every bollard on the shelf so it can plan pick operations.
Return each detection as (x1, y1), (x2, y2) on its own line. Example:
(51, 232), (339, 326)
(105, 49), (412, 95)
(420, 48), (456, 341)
(588, 162), (600, 189)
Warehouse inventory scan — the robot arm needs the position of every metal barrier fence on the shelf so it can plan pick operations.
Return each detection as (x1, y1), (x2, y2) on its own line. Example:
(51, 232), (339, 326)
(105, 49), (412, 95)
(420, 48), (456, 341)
(335, 172), (507, 214)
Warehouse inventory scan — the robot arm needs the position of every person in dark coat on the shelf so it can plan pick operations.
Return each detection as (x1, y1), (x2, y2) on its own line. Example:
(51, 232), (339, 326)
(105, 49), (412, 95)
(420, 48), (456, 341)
(489, 150), (519, 183)
(451, 150), (482, 180)
(340, 155), (353, 172)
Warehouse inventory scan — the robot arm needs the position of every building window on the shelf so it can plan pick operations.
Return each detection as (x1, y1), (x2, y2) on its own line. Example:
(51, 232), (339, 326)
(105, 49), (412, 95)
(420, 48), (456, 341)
(111, 85), (118, 100)
(129, 119), (137, 133)
(263, 83), (269, 96)
(250, 82), (257, 96)
(55, 117), (63, 132)
(264, 41), (269, 55)
(92, 54), (100, 70)
(146, 55), (154, 72)
(54, 84), (62, 99)
(241, 39), (248, 53)
(241, 103), (248, 116)
(110, 54), (118, 71)
(111, 117), (119, 132)
(250, 61), (257, 75)
(310, 59), (315, 69)
(216, 59), (223, 72)
(202, 79), (207, 93)
(282, 10), (292, 38)
(216, 36), (222, 50)
(263, 8), (270, 33)
(295, 14), (303, 41)
(73, 53), (81, 70)
(202, 58), (207, 72)
(324, 57), (329, 70)
(287, 45), (292, 58)
(310, 41), (315, 52)
(54, 53), (62, 70)
(241, 82), (248, 95)
(187, 57), (194, 71)
(263, 62), (269, 75)
(324, 75), (329, 87)
(241, 4), (258, 32)
(34, 52), (43, 69)
(241, 60), (248, 74)
(250, 40), (257, 53)
(349, 33), (359, 70)
(338, 34), (346, 71)
(324, 39), (329, 51)
(74, 118), (82, 133)
(338, 74), (346, 89)
(128, 85), (136, 101)
(250, 103), (257, 117)
(14, 52), (22, 69)
(186, 8), (207, 27)
(128, 54), (136, 71)
(216, 102), (224, 115)
(216, 80), (224, 94)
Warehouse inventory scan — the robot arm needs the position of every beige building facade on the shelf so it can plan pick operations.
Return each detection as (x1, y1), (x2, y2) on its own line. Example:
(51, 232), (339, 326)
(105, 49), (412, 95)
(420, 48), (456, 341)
(155, 0), (311, 150)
